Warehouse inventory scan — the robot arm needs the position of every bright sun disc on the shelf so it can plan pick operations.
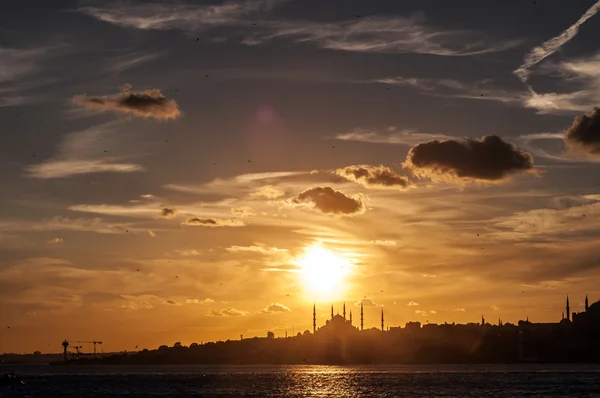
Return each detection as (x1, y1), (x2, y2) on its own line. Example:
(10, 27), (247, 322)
(296, 245), (350, 298)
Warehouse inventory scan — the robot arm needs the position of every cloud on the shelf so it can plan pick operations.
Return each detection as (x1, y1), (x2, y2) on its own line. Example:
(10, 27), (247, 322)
(173, 249), (202, 257)
(226, 245), (288, 255)
(250, 185), (285, 199)
(244, 15), (520, 56)
(404, 135), (536, 183)
(491, 305), (500, 311)
(148, 230), (156, 238)
(258, 302), (291, 314)
(159, 207), (178, 219)
(78, 0), (283, 31)
(0, 216), (135, 235)
(182, 217), (245, 227)
(368, 240), (397, 246)
(415, 310), (427, 316)
(231, 206), (256, 217)
(290, 187), (364, 215)
(207, 308), (249, 317)
(0, 46), (56, 107)
(336, 128), (457, 146)
(164, 299), (182, 306)
(453, 308), (466, 312)
(186, 298), (214, 304)
(515, 0), (600, 82)
(407, 301), (419, 306)
(72, 84), (181, 120)
(564, 108), (600, 156)
(46, 237), (63, 244)
(376, 77), (526, 105)
(334, 165), (410, 189)
(25, 122), (145, 179)
(27, 160), (144, 179)
(105, 50), (163, 73)
(355, 297), (379, 307)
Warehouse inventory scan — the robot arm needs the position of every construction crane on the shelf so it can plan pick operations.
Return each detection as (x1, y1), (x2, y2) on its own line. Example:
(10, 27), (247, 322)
(62, 340), (103, 358)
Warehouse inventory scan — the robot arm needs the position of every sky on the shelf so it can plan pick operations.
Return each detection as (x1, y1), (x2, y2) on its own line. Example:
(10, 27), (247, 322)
(2, 0), (600, 354)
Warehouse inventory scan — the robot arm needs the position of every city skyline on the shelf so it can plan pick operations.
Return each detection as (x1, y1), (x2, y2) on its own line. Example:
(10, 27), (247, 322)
(2, 0), (600, 353)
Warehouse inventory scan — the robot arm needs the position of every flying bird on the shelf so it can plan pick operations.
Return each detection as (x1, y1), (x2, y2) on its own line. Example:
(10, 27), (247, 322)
(477, 234), (480, 237)
(175, 276), (178, 278)
(248, 160), (251, 163)
(213, 162), (217, 165)
(205, 74), (209, 78)
(136, 269), (140, 272)
(196, 37), (199, 41)
(135, 345), (138, 349)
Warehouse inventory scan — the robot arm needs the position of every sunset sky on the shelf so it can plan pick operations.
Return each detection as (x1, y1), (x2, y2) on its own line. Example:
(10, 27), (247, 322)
(2, 0), (600, 354)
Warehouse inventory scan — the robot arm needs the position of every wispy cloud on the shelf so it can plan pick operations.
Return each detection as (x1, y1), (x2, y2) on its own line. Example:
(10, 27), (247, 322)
(515, 0), (600, 82)
(25, 122), (145, 179)
(244, 15), (521, 56)
(522, 53), (600, 114)
(0, 45), (60, 107)
(0, 216), (135, 235)
(336, 127), (456, 146)
(78, 0), (284, 31)
(377, 76), (526, 105)
(105, 50), (163, 73)
(226, 245), (288, 255)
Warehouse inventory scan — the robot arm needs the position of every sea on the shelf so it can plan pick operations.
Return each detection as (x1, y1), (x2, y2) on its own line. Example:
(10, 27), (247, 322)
(1, 364), (600, 397)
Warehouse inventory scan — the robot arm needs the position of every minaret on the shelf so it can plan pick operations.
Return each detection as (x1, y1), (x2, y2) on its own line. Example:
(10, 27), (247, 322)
(313, 304), (316, 334)
(566, 295), (570, 321)
(360, 302), (364, 331)
(349, 310), (353, 325)
(381, 309), (384, 331)
(331, 304), (334, 319)
(343, 302), (346, 320)
(481, 315), (485, 326)
(585, 295), (589, 311)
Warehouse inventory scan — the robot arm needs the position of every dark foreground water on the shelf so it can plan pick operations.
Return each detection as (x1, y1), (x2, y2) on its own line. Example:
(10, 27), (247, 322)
(2, 364), (600, 397)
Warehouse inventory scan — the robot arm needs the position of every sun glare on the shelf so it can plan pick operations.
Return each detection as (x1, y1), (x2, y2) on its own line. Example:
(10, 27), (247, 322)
(296, 244), (351, 299)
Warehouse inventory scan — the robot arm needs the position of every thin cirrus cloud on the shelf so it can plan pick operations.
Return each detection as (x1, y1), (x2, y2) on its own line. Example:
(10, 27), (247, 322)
(72, 84), (181, 120)
(78, 2), (518, 56)
(403, 135), (537, 184)
(243, 15), (522, 56)
(25, 122), (145, 179)
(335, 127), (457, 146)
(334, 165), (411, 189)
(523, 53), (600, 114)
(514, 0), (600, 82)
(77, 0), (285, 31)
(375, 77), (526, 105)
(289, 186), (365, 215)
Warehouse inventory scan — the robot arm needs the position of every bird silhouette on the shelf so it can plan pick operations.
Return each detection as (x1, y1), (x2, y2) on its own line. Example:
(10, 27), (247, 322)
(205, 74), (209, 78)
(6, 326), (10, 330)
(136, 269), (140, 272)
(196, 37), (199, 41)
(477, 234), (480, 237)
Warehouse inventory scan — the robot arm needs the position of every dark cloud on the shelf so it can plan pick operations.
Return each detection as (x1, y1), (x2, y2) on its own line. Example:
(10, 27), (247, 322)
(72, 84), (181, 120)
(207, 308), (248, 317)
(182, 217), (244, 227)
(564, 108), (600, 156)
(404, 135), (535, 183)
(164, 299), (182, 306)
(290, 186), (364, 215)
(159, 208), (178, 219)
(258, 302), (291, 314)
(355, 297), (380, 307)
(334, 165), (410, 189)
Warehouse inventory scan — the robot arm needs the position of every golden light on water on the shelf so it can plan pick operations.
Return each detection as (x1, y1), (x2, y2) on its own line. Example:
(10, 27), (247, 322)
(296, 244), (351, 300)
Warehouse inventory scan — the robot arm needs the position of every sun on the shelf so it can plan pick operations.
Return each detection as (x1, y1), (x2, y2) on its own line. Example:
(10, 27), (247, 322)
(296, 244), (351, 299)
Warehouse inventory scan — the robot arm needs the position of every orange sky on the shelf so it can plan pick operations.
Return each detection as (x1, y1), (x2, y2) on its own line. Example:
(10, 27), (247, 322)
(2, 0), (600, 354)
